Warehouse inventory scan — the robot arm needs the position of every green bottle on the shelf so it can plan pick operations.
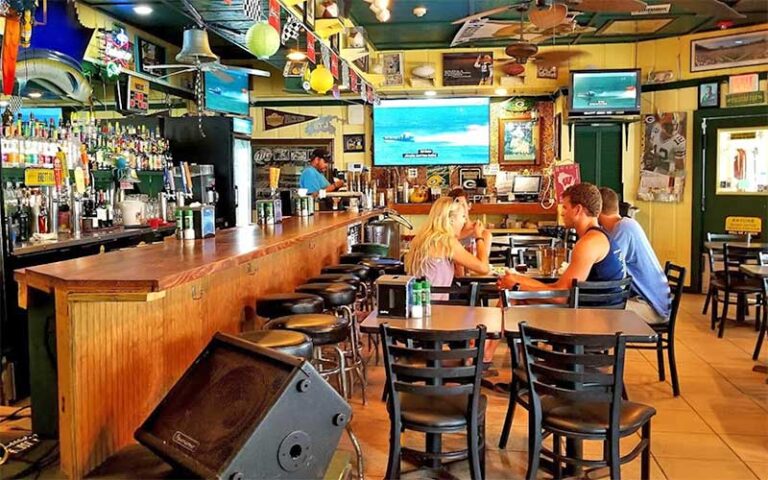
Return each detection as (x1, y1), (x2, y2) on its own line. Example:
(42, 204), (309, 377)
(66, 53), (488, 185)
(411, 280), (423, 318)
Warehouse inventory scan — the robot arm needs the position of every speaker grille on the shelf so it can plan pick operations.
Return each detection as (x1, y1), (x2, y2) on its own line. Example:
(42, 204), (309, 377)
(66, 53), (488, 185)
(141, 345), (293, 472)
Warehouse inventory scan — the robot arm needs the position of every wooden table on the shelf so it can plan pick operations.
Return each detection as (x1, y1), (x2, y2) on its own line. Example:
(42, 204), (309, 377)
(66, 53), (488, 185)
(740, 264), (768, 377)
(361, 305), (657, 342)
(704, 241), (768, 250)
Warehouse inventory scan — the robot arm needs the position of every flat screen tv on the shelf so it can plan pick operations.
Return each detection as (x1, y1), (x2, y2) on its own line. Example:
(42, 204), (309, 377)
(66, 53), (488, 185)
(373, 97), (490, 166)
(568, 69), (641, 116)
(204, 69), (250, 116)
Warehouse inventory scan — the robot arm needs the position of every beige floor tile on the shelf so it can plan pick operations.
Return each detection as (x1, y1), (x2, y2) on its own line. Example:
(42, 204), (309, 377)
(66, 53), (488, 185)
(745, 462), (768, 480)
(651, 409), (713, 434)
(698, 411), (768, 435)
(651, 432), (737, 460)
(656, 458), (758, 480)
(720, 434), (768, 463)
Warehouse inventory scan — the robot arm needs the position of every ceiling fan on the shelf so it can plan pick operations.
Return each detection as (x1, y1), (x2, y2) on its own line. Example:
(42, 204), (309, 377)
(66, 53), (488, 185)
(143, 0), (270, 81)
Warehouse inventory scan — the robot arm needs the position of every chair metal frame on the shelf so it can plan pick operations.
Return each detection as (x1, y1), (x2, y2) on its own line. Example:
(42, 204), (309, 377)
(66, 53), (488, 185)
(713, 245), (764, 338)
(752, 252), (768, 360)
(572, 277), (633, 309)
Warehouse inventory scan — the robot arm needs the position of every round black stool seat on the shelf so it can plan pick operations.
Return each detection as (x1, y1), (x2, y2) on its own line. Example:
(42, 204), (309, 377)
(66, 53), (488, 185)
(339, 252), (381, 264)
(321, 264), (371, 280)
(239, 330), (313, 360)
(256, 292), (325, 319)
(295, 282), (357, 308)
(360, 258), (406, 279)
(266, 314), (349, 345)
(351, 243), (390, 256)
(306, 273), (361, 289)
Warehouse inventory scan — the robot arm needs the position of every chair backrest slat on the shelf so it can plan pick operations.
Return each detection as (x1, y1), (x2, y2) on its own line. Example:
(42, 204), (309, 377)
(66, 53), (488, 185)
(572, 277), (632, 309)
(430, 282), (479, 306)
(533, 382), (614, 403)
(394, 382), (474, 397)
(392, 364), (477, 380)
(389, 345), (477, 361)
(664, 262), (686, 330)
(501, 287), (574, 308)
(723, 245), (761, 285)
(526, 343), (615, 368)
(530, 363), (615, 386)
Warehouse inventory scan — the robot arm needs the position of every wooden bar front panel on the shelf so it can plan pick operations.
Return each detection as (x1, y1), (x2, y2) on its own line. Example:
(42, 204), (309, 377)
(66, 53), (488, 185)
(58, 227), (348, 478)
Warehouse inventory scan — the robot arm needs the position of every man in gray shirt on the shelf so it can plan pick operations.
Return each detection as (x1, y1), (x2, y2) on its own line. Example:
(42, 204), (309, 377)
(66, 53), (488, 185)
(599, 187), (670, 323)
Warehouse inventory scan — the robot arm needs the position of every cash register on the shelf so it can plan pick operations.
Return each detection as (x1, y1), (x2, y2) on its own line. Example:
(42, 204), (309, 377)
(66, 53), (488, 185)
(510, 175), (541, 203)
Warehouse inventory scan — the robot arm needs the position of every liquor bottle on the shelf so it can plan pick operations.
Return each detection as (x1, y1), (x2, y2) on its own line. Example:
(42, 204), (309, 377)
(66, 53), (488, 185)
(96, 190), (107, 229)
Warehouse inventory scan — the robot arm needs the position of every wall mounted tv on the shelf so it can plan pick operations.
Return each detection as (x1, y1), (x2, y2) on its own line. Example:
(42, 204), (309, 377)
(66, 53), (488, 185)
(204, 68), (250, 116)
(568, 69), (641, 116)
(373, 97), (490, 166)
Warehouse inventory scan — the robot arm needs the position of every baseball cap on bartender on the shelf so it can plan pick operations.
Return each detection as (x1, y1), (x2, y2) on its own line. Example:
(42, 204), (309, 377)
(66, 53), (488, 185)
(311, 148), (331, 161)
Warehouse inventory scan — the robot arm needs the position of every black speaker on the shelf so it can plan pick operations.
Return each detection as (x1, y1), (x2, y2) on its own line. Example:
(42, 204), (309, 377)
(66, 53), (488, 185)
(135, 333), (351, 479)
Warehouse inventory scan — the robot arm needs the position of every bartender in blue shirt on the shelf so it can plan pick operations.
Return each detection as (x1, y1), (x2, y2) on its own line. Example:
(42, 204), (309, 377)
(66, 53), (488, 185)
(299, 148), (345, 194)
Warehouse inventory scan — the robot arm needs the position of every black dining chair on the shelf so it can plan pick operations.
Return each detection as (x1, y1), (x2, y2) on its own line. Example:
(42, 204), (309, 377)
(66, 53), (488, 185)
(703, 233), (750, 315)
(498, 288), (574, 450)
(430, 282), (480, 306)
(519, 323), (655, 480)
(572, 277), (633, 309)
(379, 324), (487, 480)
(752, 252), (768, 361)
(627, 262), (686, 396)
(714, 245), (764, 338)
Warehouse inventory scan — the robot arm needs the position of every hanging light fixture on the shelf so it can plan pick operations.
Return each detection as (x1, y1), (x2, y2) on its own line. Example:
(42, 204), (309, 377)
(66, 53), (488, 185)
(286, 35), (306, 61)
(245, 22), (281, 59)
(310, 65), (335, 94)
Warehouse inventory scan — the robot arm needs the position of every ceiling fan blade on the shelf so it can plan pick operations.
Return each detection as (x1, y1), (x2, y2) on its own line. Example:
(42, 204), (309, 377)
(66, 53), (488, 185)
(568, 0), (647, 13)
(223, 65), (272, 78)
(144, 64), (191, 71)
(529, 3), (569, 31)
(452, 5), (515, 24)
(179, 0), (206, 27)
(157, 68), (197, 80)
(667, 0), (746, 19)
(533, 49), (587, 65)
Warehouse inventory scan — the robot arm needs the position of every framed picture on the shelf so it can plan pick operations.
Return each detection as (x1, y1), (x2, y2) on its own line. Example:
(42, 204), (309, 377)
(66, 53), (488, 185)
(499, 119), (539, 165)
(303, 0), (315, 30)
(381, 52), (403, 86)
(691, 30), (768, 72)
(698, 82), (719, 108)
(537, 65), (557, 79)
(354, 54), (369, 73)
(330, 33), (340, 52)
(343, 134), (365, 152)
(284, 60), (308, 77)
(442, 52), (494, 86)
(136, 38), (165, 76)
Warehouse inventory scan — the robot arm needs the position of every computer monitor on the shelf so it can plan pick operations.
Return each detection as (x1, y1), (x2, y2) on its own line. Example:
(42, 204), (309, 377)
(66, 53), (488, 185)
(512, 175), (541, 194)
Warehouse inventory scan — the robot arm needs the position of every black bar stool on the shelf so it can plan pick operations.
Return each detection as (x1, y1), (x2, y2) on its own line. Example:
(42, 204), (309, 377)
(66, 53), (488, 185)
(238, 330), (313, 360)
(255, 292), (325, 323)
(306, 273), (368, 310)
(351, 243), (390, 256)
(295, 282), (367, 404)
(339, 252), (381, 265)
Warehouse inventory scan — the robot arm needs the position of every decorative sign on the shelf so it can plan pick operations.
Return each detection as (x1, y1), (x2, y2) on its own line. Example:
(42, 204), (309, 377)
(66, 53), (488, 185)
(136, 38), (165, 76)
(306, 31), (316, 63)
(725, 216), (762, 235)
(24, 168), (55, 186)
(268, 0), (280, 31)
(330, 52), (339, 79)
(127, 76), (149, 112)
(729, 73), (759, 94)
(443, 52), (493, 86)
(263, 108), (317, 130)
(553, 163), (581, 203)
(426, 166), (451, 188)
(725, 91), (766, 108)
(349, 69), (358, 91)
(638, 112), (687, 203)
(103, 27), (133, 69)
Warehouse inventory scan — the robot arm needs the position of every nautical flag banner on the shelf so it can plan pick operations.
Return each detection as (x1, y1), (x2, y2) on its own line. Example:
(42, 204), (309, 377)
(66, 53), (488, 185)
(350, 69), (358, 91)
(268, 0), (280, 31)
(360, 82), (367, 102)
(306, 31), (316, 63)
(331, 53), (339, 79)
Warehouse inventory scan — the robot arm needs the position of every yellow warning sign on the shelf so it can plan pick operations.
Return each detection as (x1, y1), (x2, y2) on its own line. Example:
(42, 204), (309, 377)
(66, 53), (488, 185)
(24, 168), (55, 186)
(725, 216), (762, 234)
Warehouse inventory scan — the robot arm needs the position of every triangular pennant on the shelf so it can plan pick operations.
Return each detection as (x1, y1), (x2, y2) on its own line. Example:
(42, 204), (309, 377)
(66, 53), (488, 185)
(367, 85), (374, 104)
(330, 53), (339, 79)
(268, 0), (280, 32)
(264, 108), (318, 130)
(341, 62), (350, 89)
(360, 82), (367, 102)
(321, 44), (330, 68)
(350, 69), (358, 91)
(306, 31), (316, 63)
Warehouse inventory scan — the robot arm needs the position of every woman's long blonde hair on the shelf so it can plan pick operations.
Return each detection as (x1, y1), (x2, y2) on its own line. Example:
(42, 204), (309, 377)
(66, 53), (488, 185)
(405, 197), (466, 276)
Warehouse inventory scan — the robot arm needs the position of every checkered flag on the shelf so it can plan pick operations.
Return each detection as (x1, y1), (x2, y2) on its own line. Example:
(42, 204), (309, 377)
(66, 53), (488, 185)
(281, 14), (302, 45)
(321, 44), (331, 69)
(8, 95), (23, 113)
(243, 0), (264, 21)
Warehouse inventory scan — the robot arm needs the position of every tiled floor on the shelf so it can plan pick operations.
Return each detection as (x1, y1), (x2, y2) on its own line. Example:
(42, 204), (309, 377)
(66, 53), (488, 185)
(336, 293), (768, 479)
(0, 294), (765, 479)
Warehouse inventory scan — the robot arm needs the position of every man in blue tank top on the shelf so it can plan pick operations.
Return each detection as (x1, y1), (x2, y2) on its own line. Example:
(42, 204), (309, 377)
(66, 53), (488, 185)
(599, 187), (670, 323)
(498, 182), (625, 297)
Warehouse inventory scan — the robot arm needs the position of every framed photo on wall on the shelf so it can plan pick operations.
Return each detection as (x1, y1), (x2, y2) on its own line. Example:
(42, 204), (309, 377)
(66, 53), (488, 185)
(303, 0), (315, 30)
(343, 134), (365, 152)
(691, 30), (768, 72)
(381, 52), (404, 86)
(499, 119), (539, 165)
(136, 37), (165, 76)
(698, 82), (719, 108)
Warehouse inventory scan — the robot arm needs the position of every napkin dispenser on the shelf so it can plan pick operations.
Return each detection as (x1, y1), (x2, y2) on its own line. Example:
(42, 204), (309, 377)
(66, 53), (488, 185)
(375, 274), (416, 318)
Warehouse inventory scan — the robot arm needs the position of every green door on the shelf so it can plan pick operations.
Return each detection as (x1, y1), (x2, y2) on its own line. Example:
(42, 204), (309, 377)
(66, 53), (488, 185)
(692, 107), (768, 288)
(574, 123), (623, 196)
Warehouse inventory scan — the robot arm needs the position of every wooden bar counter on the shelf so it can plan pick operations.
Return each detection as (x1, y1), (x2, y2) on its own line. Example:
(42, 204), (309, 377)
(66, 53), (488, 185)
(15, 211), (378, 479)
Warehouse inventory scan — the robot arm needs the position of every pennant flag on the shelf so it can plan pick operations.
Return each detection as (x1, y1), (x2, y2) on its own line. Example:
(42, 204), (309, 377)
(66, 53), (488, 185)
(350, 69), (358, 91)
(367, 85), (374, 104)
(264, 108), (317, 130)
(360, 82), (367, 102)
(321, 44), (330, 68)
(341, 62), (350, 89)
(306, 31), (316, 63)
(268, 0), (280, 31)
(330, 53), (339, 79)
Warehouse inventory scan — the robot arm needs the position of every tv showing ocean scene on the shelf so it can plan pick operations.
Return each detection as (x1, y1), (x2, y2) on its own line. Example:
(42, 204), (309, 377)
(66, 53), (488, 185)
(204, 69), (250, 116)
(373, 97), (490, 166)
(569, 69), (641, 115)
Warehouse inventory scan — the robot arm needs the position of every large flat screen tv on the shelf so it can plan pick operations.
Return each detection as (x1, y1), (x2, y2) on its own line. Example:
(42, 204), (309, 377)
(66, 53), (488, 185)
(204, 69), (250, 116)
(568, 69), (641, 116)
(373, 97), (490, 166)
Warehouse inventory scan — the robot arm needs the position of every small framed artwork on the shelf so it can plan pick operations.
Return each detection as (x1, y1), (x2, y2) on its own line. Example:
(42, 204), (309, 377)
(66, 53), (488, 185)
(382, 52), (404, 86)
(537, 65), (557, 79)
(303, 0), (315, 30)
(698, 82), (719, 108)
(343, 134), (365, 152)
(330, 33), (340, 53)
(691, 30), (768, 72)
(137, 37), (165, 76)
(284, 60), (308, 78)
(499, 119), (539, 165)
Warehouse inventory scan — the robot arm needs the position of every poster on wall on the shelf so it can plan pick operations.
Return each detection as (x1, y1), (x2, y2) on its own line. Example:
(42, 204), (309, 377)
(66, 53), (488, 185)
(638, 113), (687, 203)
(716, 127), (768, 195)
(381, 52), (404, 86)
(553, 163), (580, 203)
(136, 38), (165, 76)
(443, 52), (494, 86)
(690, 30), (768, 72)
(498, 119), (538, 165)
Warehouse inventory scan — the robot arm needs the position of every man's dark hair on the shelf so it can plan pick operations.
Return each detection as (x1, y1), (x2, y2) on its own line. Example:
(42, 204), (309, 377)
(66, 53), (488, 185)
(562, 183), (602, 217)
(599, 187), (620, 215)
(448, 188), (468, 199)
(310, 148), (331, 161)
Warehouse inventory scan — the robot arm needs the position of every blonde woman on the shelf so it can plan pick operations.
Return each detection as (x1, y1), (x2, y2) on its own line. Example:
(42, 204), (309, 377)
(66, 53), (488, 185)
(405, 196), (492, 294)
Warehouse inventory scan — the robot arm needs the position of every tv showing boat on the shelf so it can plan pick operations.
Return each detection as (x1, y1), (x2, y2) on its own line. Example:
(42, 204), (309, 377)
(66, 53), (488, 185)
(204, 68), (250, 116)
(373, 97), (490, 166)
(568, 69), (641, 116)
